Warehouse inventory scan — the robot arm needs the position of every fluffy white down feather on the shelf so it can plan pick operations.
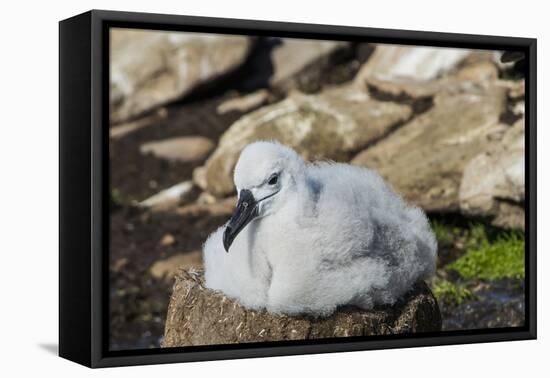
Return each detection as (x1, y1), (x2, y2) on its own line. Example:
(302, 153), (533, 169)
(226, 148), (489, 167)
(203, 141), (437, 317)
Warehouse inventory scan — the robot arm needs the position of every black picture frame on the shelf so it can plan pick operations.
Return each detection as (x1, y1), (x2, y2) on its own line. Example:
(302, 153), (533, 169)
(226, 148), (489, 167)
(59, 9), (537, 368)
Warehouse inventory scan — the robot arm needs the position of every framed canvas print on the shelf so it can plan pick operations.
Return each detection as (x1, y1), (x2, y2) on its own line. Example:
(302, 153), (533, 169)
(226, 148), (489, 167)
(59, 10), (537, 368)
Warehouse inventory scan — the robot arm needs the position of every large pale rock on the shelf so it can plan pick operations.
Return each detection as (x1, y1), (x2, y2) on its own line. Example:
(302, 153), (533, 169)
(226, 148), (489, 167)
(139, 136), (215, 163)
(270, 39), (350, 90)
(352, 82), (508, 212)
(162, 270), (441, 347)
(204, 86), (412, 197)
(459, 119), (525, 229)
(361, 61), (521, 129)
(361, 54), (499, 100)
(110, 29), (252, 123)
(355, 45), (470, 82)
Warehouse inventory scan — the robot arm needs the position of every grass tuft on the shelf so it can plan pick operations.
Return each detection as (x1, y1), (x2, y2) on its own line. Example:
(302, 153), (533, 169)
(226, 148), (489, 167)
(432, 280), (475, 305)
(448, 229), (524, 280)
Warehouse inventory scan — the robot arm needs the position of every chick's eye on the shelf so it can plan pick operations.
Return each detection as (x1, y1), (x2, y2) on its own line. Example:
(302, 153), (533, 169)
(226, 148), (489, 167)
(268, 174), (279, 186)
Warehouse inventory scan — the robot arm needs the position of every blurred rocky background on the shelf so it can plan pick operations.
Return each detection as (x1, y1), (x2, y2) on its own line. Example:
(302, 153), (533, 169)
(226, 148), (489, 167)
(108, 28), (525, 350)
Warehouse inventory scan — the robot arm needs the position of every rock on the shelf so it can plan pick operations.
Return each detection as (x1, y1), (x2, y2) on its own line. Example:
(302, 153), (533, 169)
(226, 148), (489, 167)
(139, 181), (195, 212)
(511, 101), (525, 118)
(508, 80), (525, 100)
(216, 89), (271, 114)
(149, 251), (202, 282)
(355, 45), (470, 82)
(499, 80), (525, 124)
(492, 202), (525, 230)
(196, 191), (217, 205)
(270, 39), (350, 91)
(140, 136), (215, 163)
(162, 269), (441, 347)
(352, 82), (508, 212)
(364, 75), (445, 99)
(110, 108), (168, 140)
(192, 166), (208, 191)
(110, 29), (252, 123)
(455, 60), (499, 82)
(110, 257), (129, 273)
(176, 196), (236, 218)
(361, 54), (499, 100)
(204, 86), (412, 197)
(159, 233), (176, 247)
(459, 119), (525, 229)
(452, 51), (501, 80)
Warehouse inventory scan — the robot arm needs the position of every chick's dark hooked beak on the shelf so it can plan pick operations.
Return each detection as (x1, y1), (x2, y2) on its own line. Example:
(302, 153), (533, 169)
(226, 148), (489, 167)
(223, 189), (259, 252)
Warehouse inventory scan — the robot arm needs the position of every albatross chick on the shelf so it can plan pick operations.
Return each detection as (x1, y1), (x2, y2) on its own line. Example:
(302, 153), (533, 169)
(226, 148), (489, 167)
(203, 141), (437, 316)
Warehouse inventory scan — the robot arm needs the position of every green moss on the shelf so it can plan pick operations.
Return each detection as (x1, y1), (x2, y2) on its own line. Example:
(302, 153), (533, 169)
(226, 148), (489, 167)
(448, 230), (524, 280)
(432, 280), (475, 305)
